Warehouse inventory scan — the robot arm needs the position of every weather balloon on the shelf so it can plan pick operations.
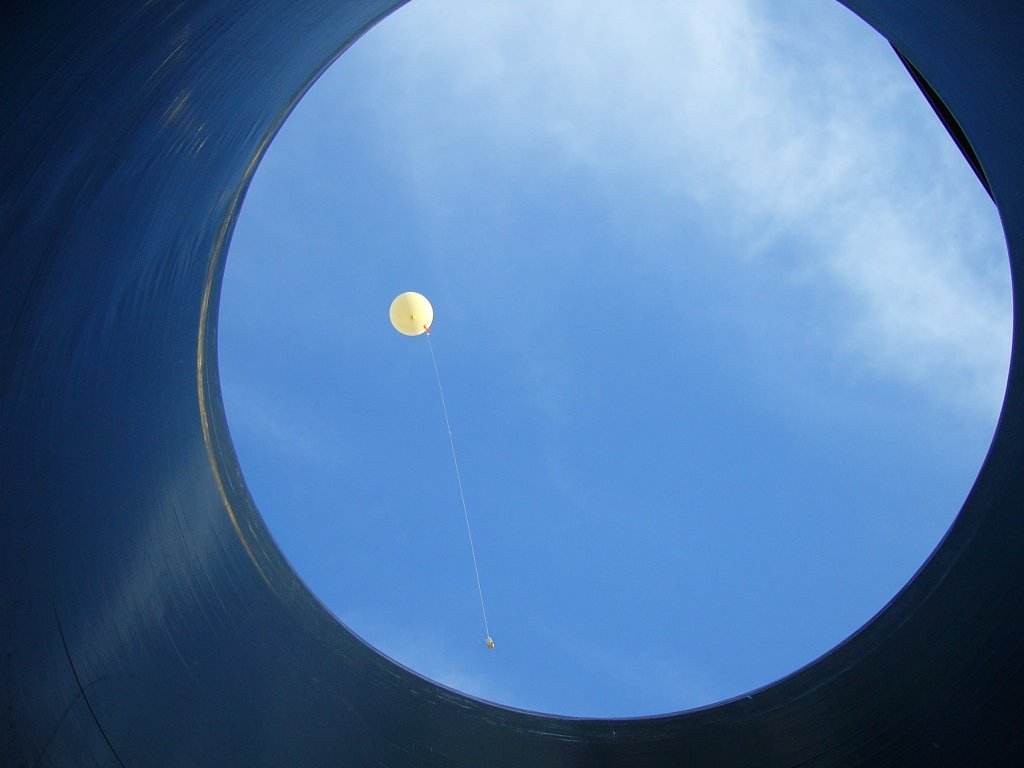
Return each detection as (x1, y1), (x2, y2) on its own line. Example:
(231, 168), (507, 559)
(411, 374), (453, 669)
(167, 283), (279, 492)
(389, 291), (495, 649)
(389, 291), (433, 336)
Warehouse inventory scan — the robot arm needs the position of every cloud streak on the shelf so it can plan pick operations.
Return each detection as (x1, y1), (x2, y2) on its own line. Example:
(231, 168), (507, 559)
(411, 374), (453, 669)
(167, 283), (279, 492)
(367, 0), (1010, 418)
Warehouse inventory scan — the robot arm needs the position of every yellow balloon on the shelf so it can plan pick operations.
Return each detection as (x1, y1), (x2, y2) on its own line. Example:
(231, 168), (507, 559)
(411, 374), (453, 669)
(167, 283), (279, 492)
(389, 291), (434, 336)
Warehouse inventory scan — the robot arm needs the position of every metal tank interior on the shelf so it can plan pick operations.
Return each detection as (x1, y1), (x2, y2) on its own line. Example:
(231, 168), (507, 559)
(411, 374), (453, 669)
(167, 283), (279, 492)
(2, 1), (1023, 765)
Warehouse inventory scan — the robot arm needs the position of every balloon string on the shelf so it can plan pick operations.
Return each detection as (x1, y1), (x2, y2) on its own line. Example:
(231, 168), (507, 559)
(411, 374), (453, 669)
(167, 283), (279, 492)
(425, 331), (492, 644)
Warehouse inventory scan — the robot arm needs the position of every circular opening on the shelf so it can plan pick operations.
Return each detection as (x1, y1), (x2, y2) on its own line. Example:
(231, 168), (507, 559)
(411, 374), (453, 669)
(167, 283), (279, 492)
(218, 0), (1010, 717)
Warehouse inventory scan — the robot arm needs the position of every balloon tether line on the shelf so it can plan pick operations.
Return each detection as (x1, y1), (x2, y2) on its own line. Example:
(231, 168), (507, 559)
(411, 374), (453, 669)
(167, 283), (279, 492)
(424, 328), (493, 647)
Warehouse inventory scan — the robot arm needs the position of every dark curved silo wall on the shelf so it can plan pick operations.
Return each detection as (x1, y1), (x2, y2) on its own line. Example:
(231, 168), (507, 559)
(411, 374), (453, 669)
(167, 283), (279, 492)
(2, 1), (1023, 765)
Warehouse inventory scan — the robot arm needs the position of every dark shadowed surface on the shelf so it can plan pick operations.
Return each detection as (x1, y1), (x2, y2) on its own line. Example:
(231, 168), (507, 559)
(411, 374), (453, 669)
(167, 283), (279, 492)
(2, 1), (1023, 765)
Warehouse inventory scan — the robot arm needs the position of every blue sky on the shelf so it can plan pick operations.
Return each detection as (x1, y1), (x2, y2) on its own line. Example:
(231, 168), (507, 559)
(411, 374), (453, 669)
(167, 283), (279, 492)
(218, 0), (1010, 717)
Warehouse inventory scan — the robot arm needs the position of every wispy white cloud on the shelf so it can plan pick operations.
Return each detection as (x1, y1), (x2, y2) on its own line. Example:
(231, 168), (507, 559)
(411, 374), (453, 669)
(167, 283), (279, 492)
(223, 384), (346, 466)
(365, 0), (1010, 418)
